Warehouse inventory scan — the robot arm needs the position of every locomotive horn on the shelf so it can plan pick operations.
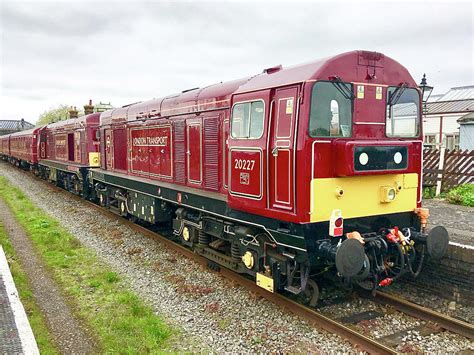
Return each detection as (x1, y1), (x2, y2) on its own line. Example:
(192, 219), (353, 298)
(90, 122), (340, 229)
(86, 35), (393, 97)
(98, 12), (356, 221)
(335, 239), (366, 278)
(426, 226), (449, 259)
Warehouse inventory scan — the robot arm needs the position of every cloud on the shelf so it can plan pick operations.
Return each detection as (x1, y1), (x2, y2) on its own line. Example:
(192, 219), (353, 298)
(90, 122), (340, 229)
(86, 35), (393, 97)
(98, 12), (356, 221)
(0, 1), (472, 122)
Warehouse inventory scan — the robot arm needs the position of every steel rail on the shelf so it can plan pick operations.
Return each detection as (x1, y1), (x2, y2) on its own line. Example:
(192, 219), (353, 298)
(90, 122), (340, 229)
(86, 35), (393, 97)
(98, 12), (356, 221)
(373, 291), (474, 340)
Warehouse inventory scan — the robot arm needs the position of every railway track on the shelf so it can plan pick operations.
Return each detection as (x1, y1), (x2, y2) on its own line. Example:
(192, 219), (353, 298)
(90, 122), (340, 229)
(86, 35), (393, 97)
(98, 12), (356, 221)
(369, 291), (474, 340)
(12, 169), (474, 353)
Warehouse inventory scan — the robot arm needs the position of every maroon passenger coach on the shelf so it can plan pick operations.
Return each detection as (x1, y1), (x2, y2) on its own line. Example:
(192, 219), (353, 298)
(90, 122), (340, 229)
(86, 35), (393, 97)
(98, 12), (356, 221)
(4, 127), (42, 168)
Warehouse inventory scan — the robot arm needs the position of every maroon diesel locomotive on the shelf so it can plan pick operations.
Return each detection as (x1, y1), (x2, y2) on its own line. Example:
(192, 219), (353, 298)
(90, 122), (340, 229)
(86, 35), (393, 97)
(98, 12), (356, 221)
(2, 50), (449, 305)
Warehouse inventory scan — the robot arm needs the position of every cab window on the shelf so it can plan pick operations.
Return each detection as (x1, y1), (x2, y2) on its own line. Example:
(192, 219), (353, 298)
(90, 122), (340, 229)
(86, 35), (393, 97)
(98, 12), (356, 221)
(386, 87), (420, 137)
(231, 101), (264, 139)
(309, 81), (353, 137)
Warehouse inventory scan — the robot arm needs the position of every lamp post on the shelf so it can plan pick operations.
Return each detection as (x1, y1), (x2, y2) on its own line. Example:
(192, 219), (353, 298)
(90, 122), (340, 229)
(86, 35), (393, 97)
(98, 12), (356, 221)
(419, 73), (433, 114)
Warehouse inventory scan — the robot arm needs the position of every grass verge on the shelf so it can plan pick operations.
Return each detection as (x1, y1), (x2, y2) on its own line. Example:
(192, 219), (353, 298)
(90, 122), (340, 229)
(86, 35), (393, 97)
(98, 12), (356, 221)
(0, 176), (172, 352)
(0, 222), (58, 354)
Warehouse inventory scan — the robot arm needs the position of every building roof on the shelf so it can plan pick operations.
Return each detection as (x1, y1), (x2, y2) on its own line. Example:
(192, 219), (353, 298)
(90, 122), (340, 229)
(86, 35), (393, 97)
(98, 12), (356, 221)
(437, 85), (474, 101)
(0, 119), (35, 131)
(427, 94), (444, 102)
(458, 112), (474, 124)
(426, 99), (474, 115)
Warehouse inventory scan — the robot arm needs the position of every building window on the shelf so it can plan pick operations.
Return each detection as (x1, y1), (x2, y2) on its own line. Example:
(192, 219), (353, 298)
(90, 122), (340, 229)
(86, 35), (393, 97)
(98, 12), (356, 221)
(424, 134), (437, 147)
(445, 133), (460, 150)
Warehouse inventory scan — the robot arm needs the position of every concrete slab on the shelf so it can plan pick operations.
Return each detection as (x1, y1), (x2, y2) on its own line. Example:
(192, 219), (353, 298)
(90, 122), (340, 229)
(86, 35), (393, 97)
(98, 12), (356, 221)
(0, 245), (39, 354)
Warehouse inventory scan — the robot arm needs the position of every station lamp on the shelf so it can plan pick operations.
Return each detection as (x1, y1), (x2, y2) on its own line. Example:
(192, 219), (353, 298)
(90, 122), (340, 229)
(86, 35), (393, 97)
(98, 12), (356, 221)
(419, 74), (433, 114)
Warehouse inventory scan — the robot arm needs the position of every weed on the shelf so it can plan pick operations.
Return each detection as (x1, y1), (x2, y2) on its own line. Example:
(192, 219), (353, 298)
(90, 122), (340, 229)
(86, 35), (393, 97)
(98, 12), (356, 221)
(217, 317), (230, 330)
(105, 271), (119, 283)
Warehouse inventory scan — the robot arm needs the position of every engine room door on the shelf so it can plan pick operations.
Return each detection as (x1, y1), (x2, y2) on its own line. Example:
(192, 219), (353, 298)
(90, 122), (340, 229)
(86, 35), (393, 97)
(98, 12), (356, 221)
(186, 119), (202, 185)
(39, 129), (47, 159)
(105, 129), (113, 170)
(269, 87), (298, 211)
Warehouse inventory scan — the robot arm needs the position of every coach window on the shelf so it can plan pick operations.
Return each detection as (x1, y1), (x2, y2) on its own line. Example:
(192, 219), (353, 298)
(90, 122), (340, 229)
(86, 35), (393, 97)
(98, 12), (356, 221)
(386, 87), (420, 137)
(309, 81), (353, 137)
(231, 101), (264, 139)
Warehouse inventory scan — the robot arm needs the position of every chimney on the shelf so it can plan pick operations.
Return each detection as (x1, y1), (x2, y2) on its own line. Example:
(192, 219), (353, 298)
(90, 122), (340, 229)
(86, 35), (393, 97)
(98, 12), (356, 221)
(69, 106), (79, 119)
(84, 99), (94, 115)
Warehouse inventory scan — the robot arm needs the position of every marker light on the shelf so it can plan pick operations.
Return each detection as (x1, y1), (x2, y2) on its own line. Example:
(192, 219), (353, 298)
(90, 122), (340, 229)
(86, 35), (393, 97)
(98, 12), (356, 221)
(329, 210), (344, 237)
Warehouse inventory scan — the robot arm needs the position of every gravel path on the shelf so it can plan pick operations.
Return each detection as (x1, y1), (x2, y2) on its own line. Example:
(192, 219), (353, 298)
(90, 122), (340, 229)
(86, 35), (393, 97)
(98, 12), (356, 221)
(0, 162), (356, 353)
(0, 198), (97, 354)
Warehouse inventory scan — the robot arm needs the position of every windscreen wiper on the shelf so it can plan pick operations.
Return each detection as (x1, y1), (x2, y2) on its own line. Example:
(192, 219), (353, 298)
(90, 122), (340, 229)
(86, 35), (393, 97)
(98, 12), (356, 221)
(328, 76), (355, 101)
(387, 82), (408, 106)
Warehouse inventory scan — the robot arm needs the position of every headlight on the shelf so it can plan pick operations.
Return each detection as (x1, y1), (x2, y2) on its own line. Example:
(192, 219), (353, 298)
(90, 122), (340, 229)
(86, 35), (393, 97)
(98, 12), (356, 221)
(388, 188), (396, 201)
(381, 186), (396, 203)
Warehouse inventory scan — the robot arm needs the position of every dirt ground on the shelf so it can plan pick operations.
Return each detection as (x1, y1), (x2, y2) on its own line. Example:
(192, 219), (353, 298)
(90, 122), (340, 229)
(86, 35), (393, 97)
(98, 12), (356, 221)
(423, 199), (474, 246)
(0, 198), (98, 354)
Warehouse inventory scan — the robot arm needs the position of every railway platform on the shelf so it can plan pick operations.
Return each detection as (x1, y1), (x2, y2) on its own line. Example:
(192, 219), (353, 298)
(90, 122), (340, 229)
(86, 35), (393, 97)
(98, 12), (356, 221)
(0, 245), (39, 354)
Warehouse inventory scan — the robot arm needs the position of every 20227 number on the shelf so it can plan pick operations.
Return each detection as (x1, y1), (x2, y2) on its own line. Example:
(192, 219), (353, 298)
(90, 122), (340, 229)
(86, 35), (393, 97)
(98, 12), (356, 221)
(234, 159), (255, 171)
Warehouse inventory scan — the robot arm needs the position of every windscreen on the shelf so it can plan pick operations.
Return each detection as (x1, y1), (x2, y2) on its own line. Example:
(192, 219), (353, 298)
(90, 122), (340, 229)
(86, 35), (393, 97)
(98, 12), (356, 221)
(386, 87), (420, 137)
(309, 81), (353, 138)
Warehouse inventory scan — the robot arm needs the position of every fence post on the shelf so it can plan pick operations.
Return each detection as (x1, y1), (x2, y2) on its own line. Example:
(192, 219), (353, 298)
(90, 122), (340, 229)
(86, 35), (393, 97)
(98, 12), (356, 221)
(436, 146), (446, 196)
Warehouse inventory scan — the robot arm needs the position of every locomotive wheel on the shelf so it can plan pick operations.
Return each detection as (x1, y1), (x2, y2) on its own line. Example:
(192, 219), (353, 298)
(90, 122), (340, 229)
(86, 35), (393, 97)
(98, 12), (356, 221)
(301, 279), (319, 307)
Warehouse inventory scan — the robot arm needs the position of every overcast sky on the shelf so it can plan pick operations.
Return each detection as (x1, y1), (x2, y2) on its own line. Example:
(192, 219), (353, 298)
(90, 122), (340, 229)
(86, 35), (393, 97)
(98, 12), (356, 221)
(1, 0), (473, 123)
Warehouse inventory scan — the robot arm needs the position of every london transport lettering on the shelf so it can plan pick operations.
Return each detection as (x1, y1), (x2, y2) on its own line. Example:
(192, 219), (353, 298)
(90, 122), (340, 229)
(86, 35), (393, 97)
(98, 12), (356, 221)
(132, 136), (169, 146)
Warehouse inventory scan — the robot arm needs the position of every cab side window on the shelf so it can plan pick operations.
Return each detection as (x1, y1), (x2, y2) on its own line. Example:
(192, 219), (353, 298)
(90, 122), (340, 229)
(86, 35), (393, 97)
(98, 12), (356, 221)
(231, 101), (264, 139)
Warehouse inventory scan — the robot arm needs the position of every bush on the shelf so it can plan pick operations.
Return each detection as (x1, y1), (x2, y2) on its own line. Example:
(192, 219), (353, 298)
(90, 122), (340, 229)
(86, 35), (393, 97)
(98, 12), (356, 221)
(423, 186), (436, 199)
(446, 184), (474, 207)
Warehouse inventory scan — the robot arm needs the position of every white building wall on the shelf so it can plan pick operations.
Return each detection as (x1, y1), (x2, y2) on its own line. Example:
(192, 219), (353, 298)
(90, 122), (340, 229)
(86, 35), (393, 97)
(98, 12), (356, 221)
(423, 114), (461, 135)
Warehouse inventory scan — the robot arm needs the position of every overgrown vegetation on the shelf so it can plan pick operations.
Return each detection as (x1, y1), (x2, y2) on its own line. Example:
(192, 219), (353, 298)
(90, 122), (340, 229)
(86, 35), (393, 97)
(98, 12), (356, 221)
(422, 186), (436, 199)
(446, 184), (474, 207)
(0, 177), (172, 352)
(0, 223), (58, 354)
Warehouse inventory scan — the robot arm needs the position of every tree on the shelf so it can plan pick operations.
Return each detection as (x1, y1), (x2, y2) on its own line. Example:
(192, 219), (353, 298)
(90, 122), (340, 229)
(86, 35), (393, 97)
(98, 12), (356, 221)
(36, 104), (83, 126)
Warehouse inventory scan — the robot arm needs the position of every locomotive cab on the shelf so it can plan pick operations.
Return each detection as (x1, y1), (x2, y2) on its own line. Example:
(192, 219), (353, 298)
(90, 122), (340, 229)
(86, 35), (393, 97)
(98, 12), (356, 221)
(300, 53), (449, 292)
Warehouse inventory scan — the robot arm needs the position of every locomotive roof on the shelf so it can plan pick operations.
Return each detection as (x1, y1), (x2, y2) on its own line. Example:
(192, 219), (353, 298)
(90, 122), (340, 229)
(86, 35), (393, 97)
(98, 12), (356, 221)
(100, 50), (417, 125)
(47, 112), (100, 131)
